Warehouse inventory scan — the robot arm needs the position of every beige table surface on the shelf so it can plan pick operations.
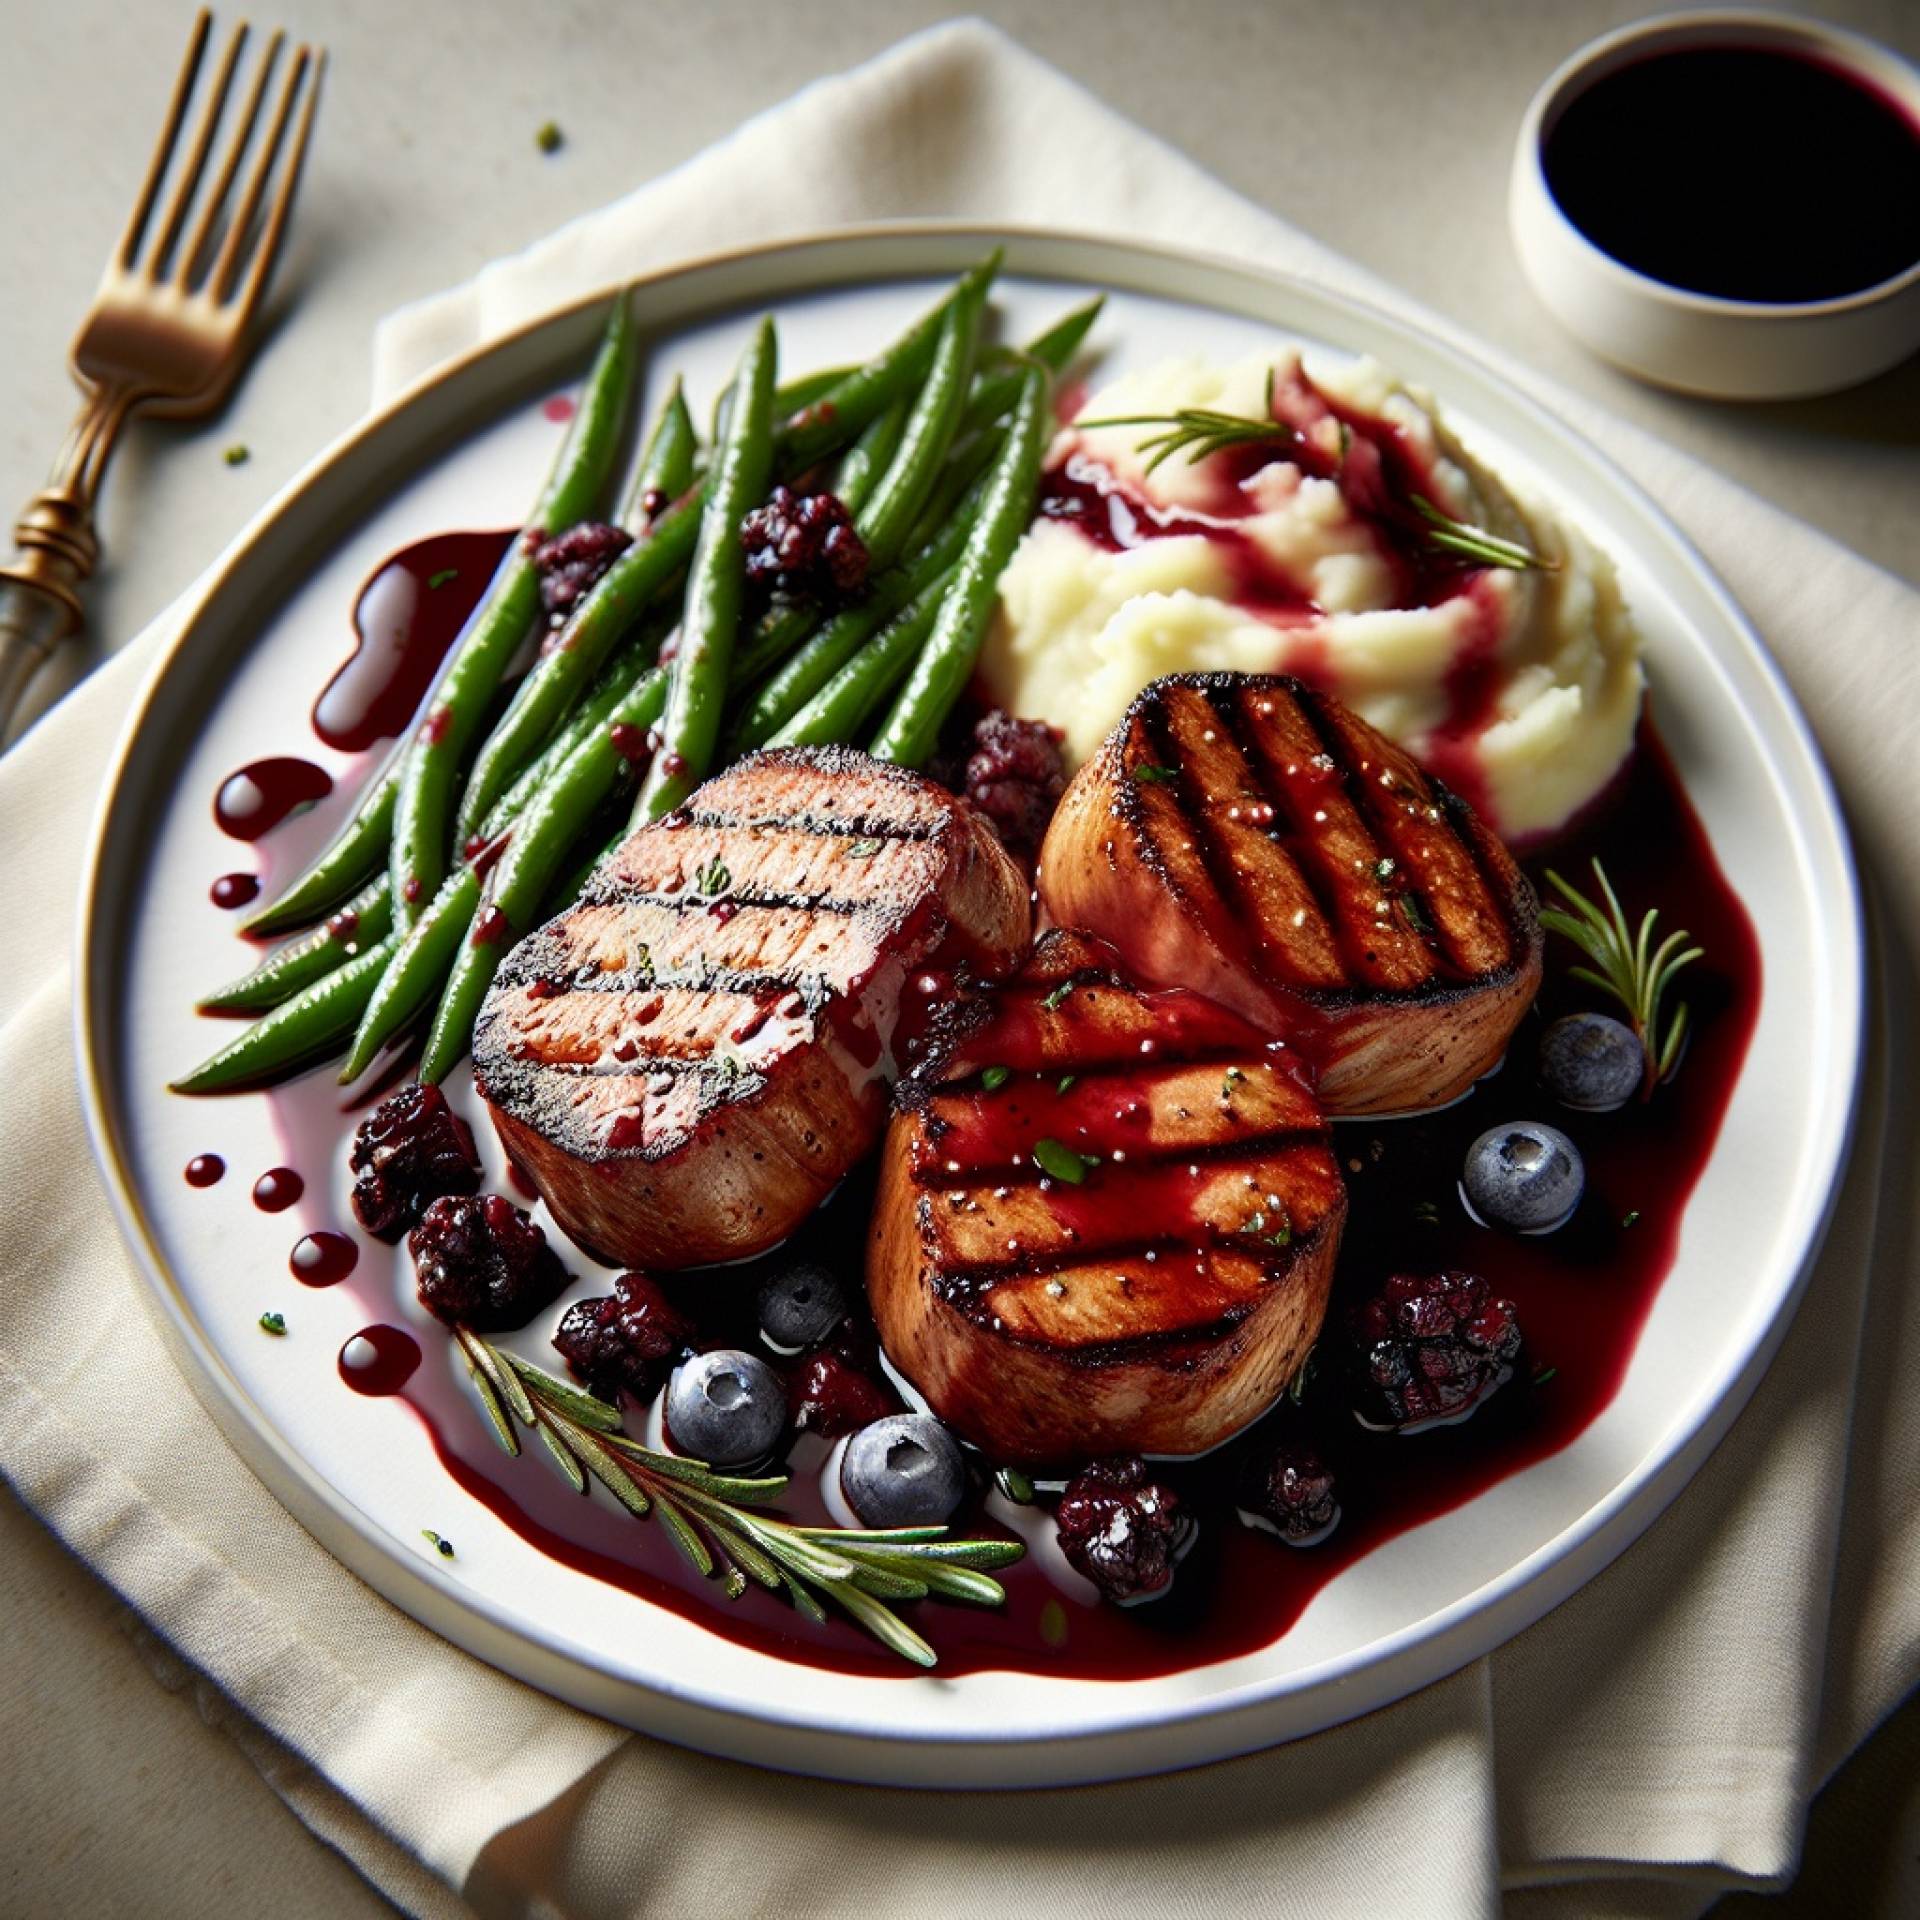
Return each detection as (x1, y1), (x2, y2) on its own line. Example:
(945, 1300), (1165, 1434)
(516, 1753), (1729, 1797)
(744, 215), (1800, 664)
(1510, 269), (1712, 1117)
(2, 1), (1915, 1913)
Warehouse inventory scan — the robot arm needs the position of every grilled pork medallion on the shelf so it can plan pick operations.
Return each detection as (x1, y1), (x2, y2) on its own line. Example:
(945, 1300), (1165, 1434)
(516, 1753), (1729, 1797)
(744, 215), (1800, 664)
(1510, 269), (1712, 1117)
(473, 748), (1029, 1268)
(868, 931), (1346, 1467)
(1037, 674), (1542, 1116)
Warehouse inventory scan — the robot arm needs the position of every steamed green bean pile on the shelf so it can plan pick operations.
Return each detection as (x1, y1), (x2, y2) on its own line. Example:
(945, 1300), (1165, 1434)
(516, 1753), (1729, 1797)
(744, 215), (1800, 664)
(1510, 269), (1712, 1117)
(177, 260), (1098, 1095)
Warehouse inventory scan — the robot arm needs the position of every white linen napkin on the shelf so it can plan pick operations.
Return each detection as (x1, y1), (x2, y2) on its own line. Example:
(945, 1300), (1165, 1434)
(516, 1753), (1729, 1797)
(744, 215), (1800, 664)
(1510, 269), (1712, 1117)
(2, 22), (1915, 1918)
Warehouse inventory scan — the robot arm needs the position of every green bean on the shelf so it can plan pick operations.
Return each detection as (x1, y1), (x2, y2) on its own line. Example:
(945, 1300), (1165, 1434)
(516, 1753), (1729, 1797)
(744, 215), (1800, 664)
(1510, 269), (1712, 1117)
(779, 252), (1001, 470)
(771, 571), (953, 750)
(855, 295), (980, 570)
(200, 874), (395, 1016)
(240, 771), (396, 937)
(832, 399), (908, 516)
(870, 364), (1049, 768)
(732, 464), (993, 752)
(389, 296), (638, 925)
(454, 499), (696, 838)
(339, 623), (670, 1081)
(620, 377), (698, 529)
(958, 296), (1102, 437)
(419, 666), (671, 1083)
(636, 317), (778, 822)
(172, 933), (401, 1095)
(713, 364), (850, 443)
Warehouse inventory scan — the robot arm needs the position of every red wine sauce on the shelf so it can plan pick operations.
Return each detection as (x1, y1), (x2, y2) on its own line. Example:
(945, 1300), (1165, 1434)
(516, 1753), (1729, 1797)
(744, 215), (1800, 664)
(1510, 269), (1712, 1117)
(315, 721), (1759, 1680)
(339, 1326), (421, 1396)
(210, 872), (260, 910)
(251, 1167), (305, 1213)
(214, 759), (333, 841)
(290, 1231), (359, 1286)
(184, 1153), (225, 1187)
(313, 530), (516, 754)
(1543, 45), (1920, 303)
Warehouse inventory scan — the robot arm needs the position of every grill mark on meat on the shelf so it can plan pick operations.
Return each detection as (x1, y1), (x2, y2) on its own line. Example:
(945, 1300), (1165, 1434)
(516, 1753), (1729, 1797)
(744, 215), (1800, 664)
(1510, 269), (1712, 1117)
(672, 805), (941, 844)
(1297, 691), (1515, 977)
(576, 881), (867, 918)
(1157, 682), (1356, 994)
(1221, 680), (1444, 988)
(908, 1126), (1332, 1189)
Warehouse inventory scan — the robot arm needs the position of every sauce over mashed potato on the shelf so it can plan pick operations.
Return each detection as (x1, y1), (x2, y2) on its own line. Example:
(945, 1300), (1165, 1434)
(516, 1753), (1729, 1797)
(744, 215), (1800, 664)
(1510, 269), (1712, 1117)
(981, 351), (1643, 841)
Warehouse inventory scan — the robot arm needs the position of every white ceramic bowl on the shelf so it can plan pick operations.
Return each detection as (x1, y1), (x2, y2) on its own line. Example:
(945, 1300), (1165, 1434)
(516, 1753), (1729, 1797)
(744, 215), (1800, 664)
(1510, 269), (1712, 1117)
(1510, 10), (1920, 399)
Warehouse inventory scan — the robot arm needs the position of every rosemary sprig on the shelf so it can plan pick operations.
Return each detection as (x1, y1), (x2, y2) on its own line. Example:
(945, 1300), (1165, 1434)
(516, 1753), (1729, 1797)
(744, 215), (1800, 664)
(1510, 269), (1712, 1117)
(1409, 493), (1555, 573)
(452, 1329), (1024, 1667)
(1077, 368), (1297, 474)
(1079, 374), (1551, 572)
(1539, 859), (1704, 1098)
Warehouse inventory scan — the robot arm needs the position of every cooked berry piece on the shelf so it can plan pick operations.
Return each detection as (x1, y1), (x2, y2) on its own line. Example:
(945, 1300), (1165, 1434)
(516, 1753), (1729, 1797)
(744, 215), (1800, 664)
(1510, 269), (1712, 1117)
(350, 1083), (482, 1241)
(1350, 1270), (1523, 1431)
(757, 1260), (850, 1350)
(410, 1193), (570, 1331)
(552, 1272), (695, 1402)
(1462, 1122), (1585, 1232)
(530, 520), (633, 619)
(739, 486), (868, 598)
(1239, 1443), (1340, 1546)
(839, 1413), (967, 1527)
(1053, 1456), (1186, 1605)
(1539, 1013), (1643, 1112)
(956, 709), (1066, 856)
(665, 1349), (787, 1467)
(788, 1343), (899, 1438)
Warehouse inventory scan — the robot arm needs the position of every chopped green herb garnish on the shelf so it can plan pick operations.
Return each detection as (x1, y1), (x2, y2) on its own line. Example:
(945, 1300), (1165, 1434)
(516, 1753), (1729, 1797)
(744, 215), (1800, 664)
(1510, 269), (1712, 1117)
(980, 1065), (1010, 1091)
(1288, 1345), (1317, 1406)
(223, 444), (250, 467)
(426, 567), (459, 590)
(1222, 1065), (1246, 1098)
(1397, 893), (1432, 936)
(1373, 857), (1397, 881)
(1132, 763), (1178, 785)
(845, 837), (884, 859)
(1042, 981), (1074, 1012)
(1532, 1367), (1559, 1389)
(994, 1466), (1036, 1505)
(694, 855), (731, 895)
(535, 120), (563, 154)
(1622, 1210), (1641, 1230)
(1246, 1207), (1292, 1247)
(1032, 1138), (1093, 1185)
(258, 1309), (286, 1336)
(1056, 1074), (1077, 1094)
(421, 1529), (456, 1558)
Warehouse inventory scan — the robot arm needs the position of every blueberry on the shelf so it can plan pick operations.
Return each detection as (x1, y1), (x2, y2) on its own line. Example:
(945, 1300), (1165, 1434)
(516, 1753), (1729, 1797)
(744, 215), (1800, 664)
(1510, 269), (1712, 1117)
(1462, 1122), (1585, 1234)
(664, 1349), (787, 1466)
(757, 1261), (849, 1350)
(1539, 1013), (1642, 1112)
(839, 1414), (966, 1527)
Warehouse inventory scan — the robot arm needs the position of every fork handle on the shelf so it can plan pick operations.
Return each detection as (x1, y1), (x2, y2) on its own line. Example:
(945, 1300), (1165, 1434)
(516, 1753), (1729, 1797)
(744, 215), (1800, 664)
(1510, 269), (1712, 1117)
(0, 491), (92, 739)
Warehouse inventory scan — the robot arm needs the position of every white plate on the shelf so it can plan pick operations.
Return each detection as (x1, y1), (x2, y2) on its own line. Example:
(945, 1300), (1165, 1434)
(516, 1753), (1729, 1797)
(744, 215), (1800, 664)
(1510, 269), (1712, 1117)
(77, 226), (1863, 1787)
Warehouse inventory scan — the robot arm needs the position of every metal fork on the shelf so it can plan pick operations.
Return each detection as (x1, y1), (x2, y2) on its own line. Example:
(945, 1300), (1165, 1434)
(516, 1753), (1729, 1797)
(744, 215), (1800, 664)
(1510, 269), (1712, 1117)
(0, 10), (325, 739)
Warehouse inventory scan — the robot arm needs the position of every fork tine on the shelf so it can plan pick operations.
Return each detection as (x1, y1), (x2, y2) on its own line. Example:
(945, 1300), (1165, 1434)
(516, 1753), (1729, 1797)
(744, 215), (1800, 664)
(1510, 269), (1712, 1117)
(214, 45), (324, 313)
(116, 10), (212, 270)
(146, 17), (250, 281)
(181, 27), (286, 288)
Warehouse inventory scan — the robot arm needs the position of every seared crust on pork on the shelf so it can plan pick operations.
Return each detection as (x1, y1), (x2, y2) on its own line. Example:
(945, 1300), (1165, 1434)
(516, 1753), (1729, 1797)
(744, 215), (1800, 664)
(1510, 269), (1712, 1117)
(1036, 674), (1541, 1114)
(475, 748), (1029, 1269)
(869, 931), (1344, 1467)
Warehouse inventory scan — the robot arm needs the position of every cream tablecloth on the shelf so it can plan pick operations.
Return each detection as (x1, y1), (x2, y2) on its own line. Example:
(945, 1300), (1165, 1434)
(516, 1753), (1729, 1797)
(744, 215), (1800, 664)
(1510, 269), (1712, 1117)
(2, 23), (1916, 1917)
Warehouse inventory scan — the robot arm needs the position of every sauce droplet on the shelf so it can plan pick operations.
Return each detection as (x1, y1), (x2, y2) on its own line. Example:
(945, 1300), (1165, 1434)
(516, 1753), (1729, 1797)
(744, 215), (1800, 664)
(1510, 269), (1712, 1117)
(542, 394), (577, 423)
(314, 530), (514, 753)
(338, 1325), (421, 1395)
(214, 759), (334, 841)
(252, 1167), (305, 1213)
(210, 872), (260, 910)
(184, 1153), (225, 1187)
(290, 1230), (359, 1286)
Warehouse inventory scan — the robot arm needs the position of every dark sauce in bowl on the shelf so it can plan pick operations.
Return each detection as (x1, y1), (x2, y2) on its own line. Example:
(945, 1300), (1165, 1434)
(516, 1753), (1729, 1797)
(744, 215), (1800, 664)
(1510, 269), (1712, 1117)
(1543, 43), (1920, 304)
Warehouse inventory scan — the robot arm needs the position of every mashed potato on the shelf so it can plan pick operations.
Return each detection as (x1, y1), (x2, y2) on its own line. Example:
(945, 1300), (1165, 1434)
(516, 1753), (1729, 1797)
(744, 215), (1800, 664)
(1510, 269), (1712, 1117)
(981, 351), (1643, 841)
